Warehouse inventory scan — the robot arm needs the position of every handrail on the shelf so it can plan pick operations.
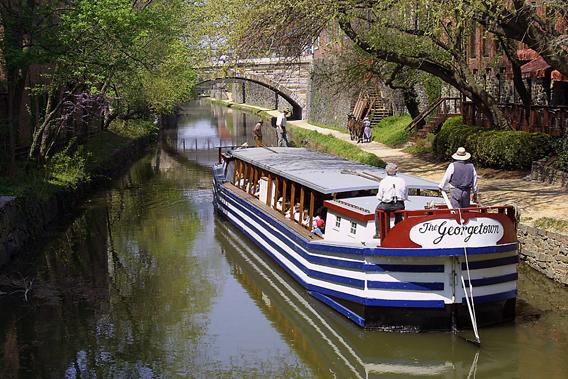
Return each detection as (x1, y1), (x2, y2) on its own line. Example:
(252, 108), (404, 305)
(406, 97), (462, 132)
(462, 101), (568, 136)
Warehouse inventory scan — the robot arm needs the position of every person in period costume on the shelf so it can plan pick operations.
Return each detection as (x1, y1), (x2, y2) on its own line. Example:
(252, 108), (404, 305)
(253, 119), (263, 147)
(438, 147), (479, 208)
(362, 117), (372, 142)
(373, 162), (408, 239)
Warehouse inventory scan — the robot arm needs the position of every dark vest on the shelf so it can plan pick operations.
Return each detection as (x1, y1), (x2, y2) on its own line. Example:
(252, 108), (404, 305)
(450, 161), (474, 190)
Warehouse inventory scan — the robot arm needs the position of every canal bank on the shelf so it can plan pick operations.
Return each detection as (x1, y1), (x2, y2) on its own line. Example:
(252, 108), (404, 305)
(2, 99), (568, 378)
(0, 121), (158, 268)
(206, 98), (568, 286)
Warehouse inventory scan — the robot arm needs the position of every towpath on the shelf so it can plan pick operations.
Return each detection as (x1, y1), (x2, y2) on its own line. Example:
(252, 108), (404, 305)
(216, 101), (568, 227)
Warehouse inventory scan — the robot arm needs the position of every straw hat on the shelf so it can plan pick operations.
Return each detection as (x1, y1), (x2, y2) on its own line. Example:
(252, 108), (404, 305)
(452, 147), (471, 161)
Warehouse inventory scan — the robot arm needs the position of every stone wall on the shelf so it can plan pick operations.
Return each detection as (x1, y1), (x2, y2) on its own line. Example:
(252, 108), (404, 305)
(518, 224), (568, 285)
(230, 81), (294, 114)
(307, 59), (359, 128)
(531, 159), (568, 189)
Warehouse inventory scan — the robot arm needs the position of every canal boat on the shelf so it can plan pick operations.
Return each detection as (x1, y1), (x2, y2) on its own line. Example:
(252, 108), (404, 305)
(212, 147), (518, 330)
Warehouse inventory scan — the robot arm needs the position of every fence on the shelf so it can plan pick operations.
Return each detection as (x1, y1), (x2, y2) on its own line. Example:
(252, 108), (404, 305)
(462, 102), (568, 136)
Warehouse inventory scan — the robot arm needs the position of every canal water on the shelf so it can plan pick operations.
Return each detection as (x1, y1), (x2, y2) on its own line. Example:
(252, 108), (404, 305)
(1, 99), (568, 378)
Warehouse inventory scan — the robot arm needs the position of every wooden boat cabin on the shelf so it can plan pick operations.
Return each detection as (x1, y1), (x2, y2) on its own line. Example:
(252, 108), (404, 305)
(217, 147), (445, 245)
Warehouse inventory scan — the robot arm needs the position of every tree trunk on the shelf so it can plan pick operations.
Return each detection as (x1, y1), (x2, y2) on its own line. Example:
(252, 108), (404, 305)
(6, 79), (17, 176)
(401, 87), (424, 128)
(499, 36), (531, 111)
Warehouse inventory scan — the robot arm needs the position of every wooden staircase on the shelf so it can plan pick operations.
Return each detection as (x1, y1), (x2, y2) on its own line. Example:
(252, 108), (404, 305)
(351, 88), (392, 126)
(407, 97), (462, 140)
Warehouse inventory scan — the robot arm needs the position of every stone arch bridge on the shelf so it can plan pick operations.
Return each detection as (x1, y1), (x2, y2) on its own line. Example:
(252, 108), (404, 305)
(196, 57), (313, 120)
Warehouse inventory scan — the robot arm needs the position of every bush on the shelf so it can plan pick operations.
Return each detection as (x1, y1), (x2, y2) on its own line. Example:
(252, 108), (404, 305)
(554, 133), (568, 171)
(434, 116), (554, 169)
(47, 145), (91, 189)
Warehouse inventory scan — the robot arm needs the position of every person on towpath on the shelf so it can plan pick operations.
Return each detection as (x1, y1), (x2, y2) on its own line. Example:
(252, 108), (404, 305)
(373, 162), (408, 239)
(253, 119), (263, 147)
(276, 108), (290, 147)
(438, 147), (479, 208)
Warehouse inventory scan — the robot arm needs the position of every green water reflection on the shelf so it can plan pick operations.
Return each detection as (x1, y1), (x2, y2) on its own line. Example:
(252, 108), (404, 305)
(1, 99), (568, 378)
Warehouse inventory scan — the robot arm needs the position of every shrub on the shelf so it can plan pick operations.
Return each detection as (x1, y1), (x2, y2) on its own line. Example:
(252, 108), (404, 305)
(554, 133), (568, 171)
(434, 116), (554, 169)
(47, 145), (91, 189)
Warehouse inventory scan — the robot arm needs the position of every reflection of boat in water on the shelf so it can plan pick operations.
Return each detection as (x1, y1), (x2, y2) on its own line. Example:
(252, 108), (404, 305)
(212, 147), (519, 331)
(215, 219), (517, 378)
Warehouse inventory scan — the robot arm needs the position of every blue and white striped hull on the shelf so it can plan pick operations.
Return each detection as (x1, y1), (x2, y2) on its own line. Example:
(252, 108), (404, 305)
(213, 175), (518, 329)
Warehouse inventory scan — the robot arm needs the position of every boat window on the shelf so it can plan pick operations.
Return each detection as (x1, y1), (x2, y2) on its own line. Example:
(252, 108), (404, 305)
(336, 216), (341, 228)
(350, 221), (357, 234)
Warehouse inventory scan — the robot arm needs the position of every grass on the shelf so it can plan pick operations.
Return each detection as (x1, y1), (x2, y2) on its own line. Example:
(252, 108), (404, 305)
(306, 115), (413, 147)
(373, 115), (412, 146)
(533, 217), (568, 234)
(404, 132), (435, 155)
(308, 120), (346, 133)
(287, 126), (385, 168)
(0, 118), (157, 200)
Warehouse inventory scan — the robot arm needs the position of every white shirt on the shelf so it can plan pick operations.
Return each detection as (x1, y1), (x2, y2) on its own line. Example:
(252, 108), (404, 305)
(438, 163), (478, 193)
(276, 113), (287, 129)
(376, 175), (408, 202)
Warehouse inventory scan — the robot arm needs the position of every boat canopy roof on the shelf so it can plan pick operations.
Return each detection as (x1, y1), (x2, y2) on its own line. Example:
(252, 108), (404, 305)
(229, 147), (439, 194)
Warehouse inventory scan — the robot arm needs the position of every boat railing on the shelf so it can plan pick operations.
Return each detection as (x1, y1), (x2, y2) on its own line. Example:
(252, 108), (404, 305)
(376, 205), (517, 242)
(217, 145), (237, 163)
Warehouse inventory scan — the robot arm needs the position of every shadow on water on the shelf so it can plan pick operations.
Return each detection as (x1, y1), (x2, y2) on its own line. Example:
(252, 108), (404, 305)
(2, 99), (568, 378)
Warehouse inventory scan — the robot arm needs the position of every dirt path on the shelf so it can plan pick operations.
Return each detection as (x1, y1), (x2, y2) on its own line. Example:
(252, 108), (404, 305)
(261, 111), (568, 225)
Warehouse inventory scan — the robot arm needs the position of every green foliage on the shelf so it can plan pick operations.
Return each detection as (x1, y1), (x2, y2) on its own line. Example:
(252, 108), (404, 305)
(47, 145), (90, 189)
(374, 115), (412, 146)
(533, 217), (568, 234)
(434, 116), (554, 169)
(433, 117), (483, 158)
(554, 133), (568, 171)
(405, 133), (435, 155)
(288, 126), (385, 168)
(421, 74), (443, 105)
(56, 0), (197, 116)
(0, 118), (156, 199)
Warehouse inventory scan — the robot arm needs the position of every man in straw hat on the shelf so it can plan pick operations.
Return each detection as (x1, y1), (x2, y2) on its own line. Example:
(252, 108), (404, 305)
(438, 147), (479, 208)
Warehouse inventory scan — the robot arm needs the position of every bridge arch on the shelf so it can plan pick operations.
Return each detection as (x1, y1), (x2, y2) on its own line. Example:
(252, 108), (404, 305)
(196, 73), (304, 120)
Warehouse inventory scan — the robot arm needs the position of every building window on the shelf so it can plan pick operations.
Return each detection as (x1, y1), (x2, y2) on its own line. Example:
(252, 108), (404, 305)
(350, 222), (357, 235)
(336, 216), (341, 228)
(469, 24), (477, 58)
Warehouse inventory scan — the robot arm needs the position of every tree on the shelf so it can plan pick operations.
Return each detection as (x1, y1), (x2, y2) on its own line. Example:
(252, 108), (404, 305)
(206, 0), (565, 129)
(473, 0), (567, 76)
(0, 1), (61, 172)
(0, 0), (198, 166)
(26, 0), (197, 162)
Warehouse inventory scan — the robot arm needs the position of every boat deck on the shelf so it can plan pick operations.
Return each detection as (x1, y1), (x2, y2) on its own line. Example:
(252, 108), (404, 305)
(222, 182), (320, 240)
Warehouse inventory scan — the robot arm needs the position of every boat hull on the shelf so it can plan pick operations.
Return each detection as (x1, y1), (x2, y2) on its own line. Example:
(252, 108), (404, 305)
(212, 169), (518, 330)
